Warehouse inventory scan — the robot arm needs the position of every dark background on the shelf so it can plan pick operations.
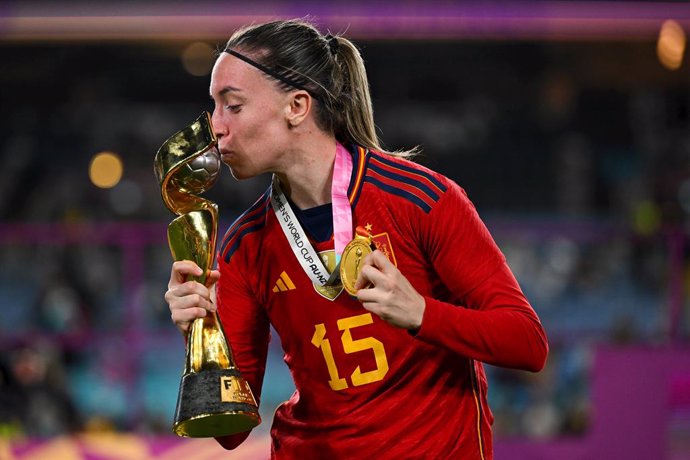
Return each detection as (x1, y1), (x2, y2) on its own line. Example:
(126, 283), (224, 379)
(0, 0), (689, 455)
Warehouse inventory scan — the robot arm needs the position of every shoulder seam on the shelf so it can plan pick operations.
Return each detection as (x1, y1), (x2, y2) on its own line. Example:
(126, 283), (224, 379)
(219, 189), (271, 263)
(364, 152), (448, 213)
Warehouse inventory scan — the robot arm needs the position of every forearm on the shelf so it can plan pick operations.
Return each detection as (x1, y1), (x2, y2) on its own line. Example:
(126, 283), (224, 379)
(415, 264), (548, 372)
(214, 264), (270, 449)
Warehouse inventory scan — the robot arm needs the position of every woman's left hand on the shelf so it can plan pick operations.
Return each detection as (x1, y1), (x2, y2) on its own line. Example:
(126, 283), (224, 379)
(354, 250), (426, 331)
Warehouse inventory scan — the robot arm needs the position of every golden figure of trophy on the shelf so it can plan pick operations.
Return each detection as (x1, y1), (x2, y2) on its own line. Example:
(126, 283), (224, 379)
(154, 112), (261, 437)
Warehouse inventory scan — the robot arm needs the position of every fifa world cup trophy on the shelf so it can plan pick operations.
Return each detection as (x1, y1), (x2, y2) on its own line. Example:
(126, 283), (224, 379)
(154, 112), (260, 437)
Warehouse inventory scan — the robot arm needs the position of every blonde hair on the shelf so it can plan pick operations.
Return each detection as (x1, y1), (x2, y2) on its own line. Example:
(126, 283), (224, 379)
(223, 19), (416, 158)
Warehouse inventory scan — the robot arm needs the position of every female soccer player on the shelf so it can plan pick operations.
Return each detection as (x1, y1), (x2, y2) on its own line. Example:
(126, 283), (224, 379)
(165, 19), (548, 459)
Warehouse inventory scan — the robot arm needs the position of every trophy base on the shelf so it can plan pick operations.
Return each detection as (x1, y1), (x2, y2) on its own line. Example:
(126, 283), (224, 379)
(173, 368), (261, 438)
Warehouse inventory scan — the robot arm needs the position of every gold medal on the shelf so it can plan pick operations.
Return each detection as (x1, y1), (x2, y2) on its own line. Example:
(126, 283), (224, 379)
(339, 234), (374, 296)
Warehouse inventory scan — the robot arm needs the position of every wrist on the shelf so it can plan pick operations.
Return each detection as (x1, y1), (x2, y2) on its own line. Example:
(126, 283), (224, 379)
(409, 293), (426, 332)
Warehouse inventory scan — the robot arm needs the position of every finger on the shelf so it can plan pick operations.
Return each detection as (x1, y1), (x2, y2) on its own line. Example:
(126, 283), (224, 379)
(355, 286), (382, 303)
(171, 304), (208, 325)
(369, 250), (396, 273)
(170, 260), (203, 288)
(166, 288), (215, 316)
(359, 300), (379, 315)
(355, 264), (387, 290)
(168, 279), (212, 301)
(169, 290), (214, 312)
(354, 251), (393, 290)
(353, 255), (375, 290)
(359, 301), (390, 322)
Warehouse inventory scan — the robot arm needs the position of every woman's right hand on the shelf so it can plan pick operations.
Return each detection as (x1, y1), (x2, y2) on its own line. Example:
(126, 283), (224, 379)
(164, 260), (221, 336)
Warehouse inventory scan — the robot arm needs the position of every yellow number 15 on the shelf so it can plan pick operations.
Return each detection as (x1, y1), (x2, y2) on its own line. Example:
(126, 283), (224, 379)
(311, 313), (389, 391)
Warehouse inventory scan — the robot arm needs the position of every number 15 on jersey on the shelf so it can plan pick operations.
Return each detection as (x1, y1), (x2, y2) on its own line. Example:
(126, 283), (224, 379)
(311, 313), (390, 391)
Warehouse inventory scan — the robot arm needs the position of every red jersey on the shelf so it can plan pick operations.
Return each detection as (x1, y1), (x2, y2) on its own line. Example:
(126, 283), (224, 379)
(215, 146), (548, 459)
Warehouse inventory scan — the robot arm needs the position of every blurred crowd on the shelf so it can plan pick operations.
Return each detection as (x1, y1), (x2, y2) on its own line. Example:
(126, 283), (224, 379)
(0, 37), (689, 441)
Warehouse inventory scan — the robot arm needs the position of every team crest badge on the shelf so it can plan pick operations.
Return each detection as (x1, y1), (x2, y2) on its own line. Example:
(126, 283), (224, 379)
(369, 230), (397, 267)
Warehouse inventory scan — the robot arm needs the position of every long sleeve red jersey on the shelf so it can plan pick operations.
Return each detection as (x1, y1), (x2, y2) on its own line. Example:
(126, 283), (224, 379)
(214, 145), (548, 459)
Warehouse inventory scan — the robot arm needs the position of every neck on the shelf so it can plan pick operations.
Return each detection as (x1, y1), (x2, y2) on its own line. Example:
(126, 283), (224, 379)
(276, 133), (337, 209)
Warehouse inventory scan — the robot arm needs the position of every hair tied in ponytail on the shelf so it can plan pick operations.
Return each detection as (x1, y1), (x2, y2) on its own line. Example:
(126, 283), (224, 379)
(325, 34), (339, 56)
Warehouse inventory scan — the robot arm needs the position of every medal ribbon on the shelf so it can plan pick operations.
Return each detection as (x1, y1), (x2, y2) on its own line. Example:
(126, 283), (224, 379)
(332, 143), (353, 263)
(270, 143), (353, 287)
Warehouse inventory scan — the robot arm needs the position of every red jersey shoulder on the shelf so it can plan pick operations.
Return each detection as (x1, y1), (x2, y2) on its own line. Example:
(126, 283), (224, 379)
(218, 187), (272, 265)
(354, 149), (451, 214)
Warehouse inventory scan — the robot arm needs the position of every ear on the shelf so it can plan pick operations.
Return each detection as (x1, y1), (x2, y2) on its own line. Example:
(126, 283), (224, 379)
(285, 90), (312, 128)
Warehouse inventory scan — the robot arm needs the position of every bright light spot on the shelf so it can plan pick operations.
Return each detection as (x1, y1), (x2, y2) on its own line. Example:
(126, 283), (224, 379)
(181, 42), (215, 77)
(89, 152), (123, 189)
(657, 20), (686, 71)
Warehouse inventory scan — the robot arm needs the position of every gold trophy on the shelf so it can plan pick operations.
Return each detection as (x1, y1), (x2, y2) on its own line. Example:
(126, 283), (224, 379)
(154, 112), (261, 437)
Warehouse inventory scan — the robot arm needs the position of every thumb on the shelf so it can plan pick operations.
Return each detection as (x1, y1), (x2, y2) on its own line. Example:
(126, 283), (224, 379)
(205, 269), (221, 288)
(354, 267), (370, 290)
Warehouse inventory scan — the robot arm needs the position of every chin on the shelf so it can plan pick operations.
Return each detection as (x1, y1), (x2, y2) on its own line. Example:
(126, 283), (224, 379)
(224, 162), (255, 181)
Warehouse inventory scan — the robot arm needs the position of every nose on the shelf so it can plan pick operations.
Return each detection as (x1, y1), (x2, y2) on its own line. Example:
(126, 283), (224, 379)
(211, 109), (227, 140)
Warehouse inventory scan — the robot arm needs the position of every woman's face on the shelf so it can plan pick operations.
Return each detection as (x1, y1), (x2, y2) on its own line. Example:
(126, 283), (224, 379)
(209, 52), (293, 180)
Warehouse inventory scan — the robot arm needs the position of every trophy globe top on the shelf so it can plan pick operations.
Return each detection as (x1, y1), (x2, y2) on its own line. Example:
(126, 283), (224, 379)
(154, 112), (221, 216)
(169, 148), (222, 195)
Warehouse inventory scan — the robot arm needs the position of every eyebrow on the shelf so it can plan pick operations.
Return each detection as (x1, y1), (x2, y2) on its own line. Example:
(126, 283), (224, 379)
(210, 86), (243, 98)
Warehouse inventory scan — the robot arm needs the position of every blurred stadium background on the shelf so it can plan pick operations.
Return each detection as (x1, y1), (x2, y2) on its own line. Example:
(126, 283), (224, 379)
(1, 1), (690, 459)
